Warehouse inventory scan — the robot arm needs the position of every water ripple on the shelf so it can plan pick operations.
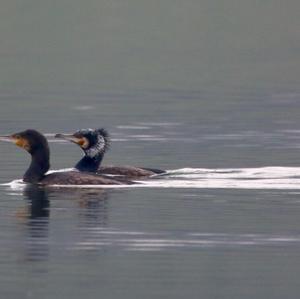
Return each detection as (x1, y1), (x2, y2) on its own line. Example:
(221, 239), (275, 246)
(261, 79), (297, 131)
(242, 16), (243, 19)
(69, 229), (300, 252)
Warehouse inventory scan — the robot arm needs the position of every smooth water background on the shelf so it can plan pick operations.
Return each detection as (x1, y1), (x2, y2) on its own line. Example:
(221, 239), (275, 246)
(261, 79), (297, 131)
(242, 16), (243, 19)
(1, 1), (300, 298)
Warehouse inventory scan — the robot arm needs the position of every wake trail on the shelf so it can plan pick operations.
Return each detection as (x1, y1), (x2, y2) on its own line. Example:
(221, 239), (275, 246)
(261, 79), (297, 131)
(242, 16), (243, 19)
(2, 167), (300, 190)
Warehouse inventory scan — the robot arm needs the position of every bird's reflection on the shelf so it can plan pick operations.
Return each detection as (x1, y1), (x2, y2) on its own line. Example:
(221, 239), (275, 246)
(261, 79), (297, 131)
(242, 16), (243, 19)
(24, 185), (50, 219)
(20, 185), (110, 261)
(22, 185), (50, 262)
(47, 187), (110, 227)
(75, 189), (109, 227)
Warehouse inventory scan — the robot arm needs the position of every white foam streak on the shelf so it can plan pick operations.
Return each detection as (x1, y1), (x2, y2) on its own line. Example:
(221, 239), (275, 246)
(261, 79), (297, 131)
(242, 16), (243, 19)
(141, 178), (300, 190)
(166, 167), (300, 178)
(0, 179), (24, 190)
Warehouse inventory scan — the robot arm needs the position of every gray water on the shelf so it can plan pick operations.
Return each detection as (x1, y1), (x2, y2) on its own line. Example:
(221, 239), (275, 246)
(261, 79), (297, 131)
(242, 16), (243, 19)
(1, 1), (300, 298)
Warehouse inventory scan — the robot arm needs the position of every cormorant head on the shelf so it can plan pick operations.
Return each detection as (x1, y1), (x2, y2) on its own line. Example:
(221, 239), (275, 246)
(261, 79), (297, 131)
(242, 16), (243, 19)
(55, 128), (110, 158)
(0, 129), (49, 155)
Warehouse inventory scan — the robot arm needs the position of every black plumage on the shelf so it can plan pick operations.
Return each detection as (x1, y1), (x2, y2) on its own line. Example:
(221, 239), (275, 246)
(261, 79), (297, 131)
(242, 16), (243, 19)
(0, 129), (134, 185)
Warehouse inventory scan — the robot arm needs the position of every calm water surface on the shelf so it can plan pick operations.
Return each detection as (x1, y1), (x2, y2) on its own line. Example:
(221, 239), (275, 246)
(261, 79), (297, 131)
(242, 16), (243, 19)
(1, 1), (300, 298)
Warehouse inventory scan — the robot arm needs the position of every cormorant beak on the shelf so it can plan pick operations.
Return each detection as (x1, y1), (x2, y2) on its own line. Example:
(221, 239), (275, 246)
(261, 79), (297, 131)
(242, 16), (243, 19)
(0, 135), (30, 150)
(0, 135), (15, 143)
(55, 133), (87, 147)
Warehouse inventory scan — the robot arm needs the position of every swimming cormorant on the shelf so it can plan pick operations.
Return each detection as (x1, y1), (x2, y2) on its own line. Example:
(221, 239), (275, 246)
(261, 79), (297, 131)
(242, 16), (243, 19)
(0, 129), (134, 185)
(55, 128), (165, 178)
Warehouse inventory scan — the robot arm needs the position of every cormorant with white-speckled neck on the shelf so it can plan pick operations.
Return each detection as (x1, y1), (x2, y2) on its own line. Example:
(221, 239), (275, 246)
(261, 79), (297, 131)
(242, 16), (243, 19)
(55, 128), (165, 178)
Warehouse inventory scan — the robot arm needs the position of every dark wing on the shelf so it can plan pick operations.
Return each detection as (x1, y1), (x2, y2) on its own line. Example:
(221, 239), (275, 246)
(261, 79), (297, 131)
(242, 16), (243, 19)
(98, 165), (164, 178)
(40, 171), (134, 185)
(140, 167), (165, 174)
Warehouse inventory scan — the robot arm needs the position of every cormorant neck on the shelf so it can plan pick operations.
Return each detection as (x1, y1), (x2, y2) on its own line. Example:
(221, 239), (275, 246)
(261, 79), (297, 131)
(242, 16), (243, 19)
(75, 153), (103, 173)
(23, 151), (50, 183)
